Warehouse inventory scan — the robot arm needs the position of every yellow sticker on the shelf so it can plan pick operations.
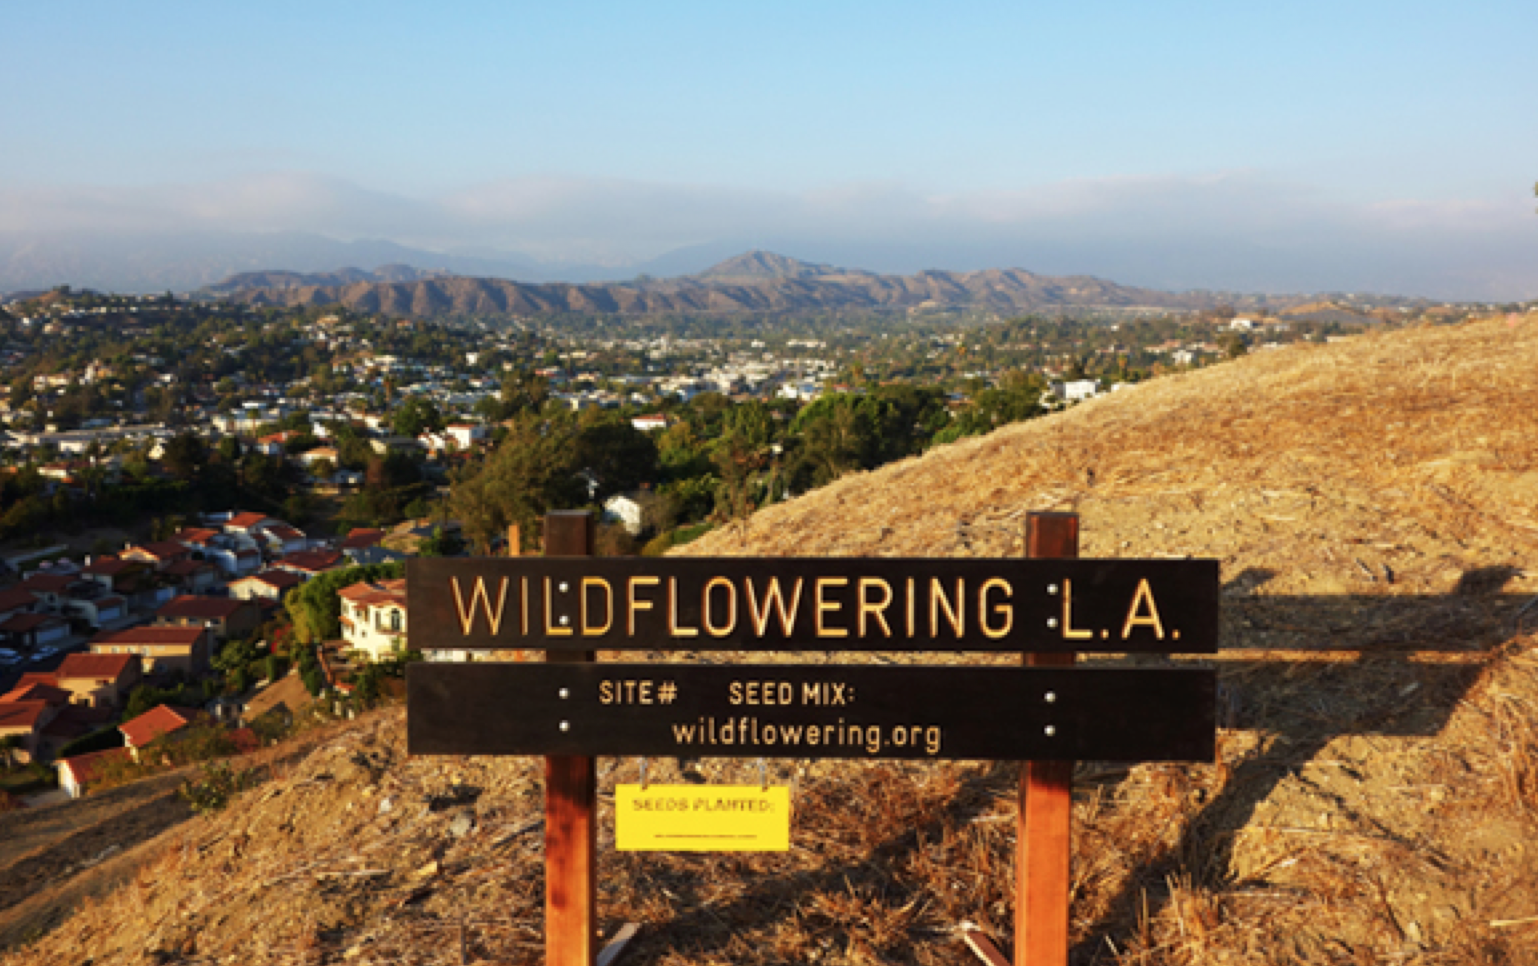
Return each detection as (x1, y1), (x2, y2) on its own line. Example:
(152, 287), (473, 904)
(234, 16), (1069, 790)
(615, 784), (790, 852)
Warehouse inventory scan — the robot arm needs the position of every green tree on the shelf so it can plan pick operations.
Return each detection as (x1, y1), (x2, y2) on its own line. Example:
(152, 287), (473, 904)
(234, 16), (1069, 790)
(285, 562), (404, 643)
(161, 431), (208, 482)
(449, 411), (588, 553)
(573, 413), (658, 501)
(392, 396), (444, 437)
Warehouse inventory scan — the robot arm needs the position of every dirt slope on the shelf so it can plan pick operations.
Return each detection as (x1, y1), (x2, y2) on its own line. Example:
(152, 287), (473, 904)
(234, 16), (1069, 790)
(4, 317), (1536, 965)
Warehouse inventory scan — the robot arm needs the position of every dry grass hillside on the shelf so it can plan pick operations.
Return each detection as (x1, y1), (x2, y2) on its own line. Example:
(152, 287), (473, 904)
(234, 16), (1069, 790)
(4, 317), (1537, 965)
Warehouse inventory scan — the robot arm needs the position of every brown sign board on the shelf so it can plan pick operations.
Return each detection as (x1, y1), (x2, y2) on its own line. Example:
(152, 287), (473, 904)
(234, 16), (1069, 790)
(407, 662), (1216, 762)
(405, 557), (1220, 654)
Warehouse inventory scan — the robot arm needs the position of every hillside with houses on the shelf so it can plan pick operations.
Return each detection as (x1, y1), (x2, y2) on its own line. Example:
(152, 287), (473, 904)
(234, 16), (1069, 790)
(0, 314), (1532, 963)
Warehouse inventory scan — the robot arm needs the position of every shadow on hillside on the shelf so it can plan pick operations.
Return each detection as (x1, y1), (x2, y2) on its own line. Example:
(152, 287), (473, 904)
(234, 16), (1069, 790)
(1065, 565), (1527, 964)
(584, 568), (1529, 964)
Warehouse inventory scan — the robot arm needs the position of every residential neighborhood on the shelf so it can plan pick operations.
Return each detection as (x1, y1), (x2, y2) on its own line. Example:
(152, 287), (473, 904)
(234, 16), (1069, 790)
(0, 287), (1452, 807)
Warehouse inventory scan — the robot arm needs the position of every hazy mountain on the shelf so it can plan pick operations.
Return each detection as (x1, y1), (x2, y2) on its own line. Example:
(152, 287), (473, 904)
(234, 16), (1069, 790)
(204, 255), (1300, 317)
(693, 250), (851, 281)
(0, 231), (613, 294)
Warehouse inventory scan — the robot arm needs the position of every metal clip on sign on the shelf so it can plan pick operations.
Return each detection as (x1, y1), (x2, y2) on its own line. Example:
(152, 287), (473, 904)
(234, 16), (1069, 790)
(638, 758), (649, 790)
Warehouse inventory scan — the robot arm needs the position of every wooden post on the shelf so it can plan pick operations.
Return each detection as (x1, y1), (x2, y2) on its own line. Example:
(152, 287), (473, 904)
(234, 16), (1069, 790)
(544, 511), (597, 966)
(1017, 512), (1078, 966)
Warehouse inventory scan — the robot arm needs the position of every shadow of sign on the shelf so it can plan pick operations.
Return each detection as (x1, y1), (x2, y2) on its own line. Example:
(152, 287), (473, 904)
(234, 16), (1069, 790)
(581, 569), (1528, 963)
(1065, 566), (1529, 962)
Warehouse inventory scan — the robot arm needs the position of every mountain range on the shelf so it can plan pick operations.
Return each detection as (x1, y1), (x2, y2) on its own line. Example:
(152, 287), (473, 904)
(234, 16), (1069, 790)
(205, 251), (1313, 318)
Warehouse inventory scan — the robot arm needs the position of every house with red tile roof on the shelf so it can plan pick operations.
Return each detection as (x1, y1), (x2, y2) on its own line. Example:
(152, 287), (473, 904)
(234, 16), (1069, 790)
(170, 527), (222, 550)
(258, 524), (308, 556)
(121, 541), (194, 571)
(272, 549), (345, 580)
(55, 652), (143, 708)
(118, 704), (202, 757)
(56, 746), (131, 798)
(228, 569), (303, 603)
(0, 586), (39, 622)
(90, 626), (211, 676)
(0, 680), (70, 705)
(339, 528), (385, 550)
(161, 557), (220, 593)
(0, 701), (59, 764)
(19, 572), (80, 608)
(80, 555), (153, 595)
(0, 611), (70, 651)
(224, 512), (284, 533)
(153, 595), (262, 644)
(337, 578), (408, 661)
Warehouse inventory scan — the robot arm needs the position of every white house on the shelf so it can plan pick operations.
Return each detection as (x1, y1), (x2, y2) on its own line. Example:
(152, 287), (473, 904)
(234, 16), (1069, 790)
(1048, 379), (1100, 403)
(603, 490), (663, 536)
(445, 423), (488, 448)
(337, 578), (409, 662)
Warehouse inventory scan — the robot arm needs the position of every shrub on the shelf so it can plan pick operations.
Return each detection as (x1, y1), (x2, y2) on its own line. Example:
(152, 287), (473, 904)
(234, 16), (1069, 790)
(180, 761), (259, 814)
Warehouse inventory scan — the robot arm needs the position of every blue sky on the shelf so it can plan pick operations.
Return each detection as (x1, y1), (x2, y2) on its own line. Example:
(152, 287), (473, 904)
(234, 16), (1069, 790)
(3, 1), (1536, 297)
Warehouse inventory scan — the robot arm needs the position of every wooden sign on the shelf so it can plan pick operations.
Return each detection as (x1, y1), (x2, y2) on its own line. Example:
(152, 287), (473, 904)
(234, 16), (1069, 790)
(615, 784), (791, 852)
(406, 557), (1220, 654)
(407, 662), (1216, 762)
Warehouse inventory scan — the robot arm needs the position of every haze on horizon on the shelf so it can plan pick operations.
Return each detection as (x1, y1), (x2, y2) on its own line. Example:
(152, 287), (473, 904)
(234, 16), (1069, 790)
(3, 1), (1536, 300)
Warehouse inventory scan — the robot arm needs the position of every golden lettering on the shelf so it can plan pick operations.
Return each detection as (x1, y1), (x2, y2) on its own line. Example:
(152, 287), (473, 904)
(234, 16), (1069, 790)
(627, 577), (658, 635)
(744, 578), (804, 636)
(1061, 578), (1093, 640)
(449, 576), (508, 636)
(857, 577), (893, 637)
(1121, 578), (1166, 640)
(906, 577), (916, 636)
(815, 577), (849, 637)
(979, 577), (1013, 639)
(702, 576), (737, 637)
(668, 578), (699, 637)
(520, 577), (529, 635)
(930, 577), (964, 638)
(581, 577), (613, 636)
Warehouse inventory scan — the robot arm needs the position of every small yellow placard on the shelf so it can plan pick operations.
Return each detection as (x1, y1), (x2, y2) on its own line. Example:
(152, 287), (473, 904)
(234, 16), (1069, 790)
(615, 784), (790, 852)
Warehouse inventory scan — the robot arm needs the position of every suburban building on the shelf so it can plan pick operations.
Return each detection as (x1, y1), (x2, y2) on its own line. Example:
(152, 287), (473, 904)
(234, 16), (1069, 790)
(121, 540), (194, 571)
(118, 704), (201, 760)
(1048, 379), (1100, 403)
(0, 612), (70, 651)
(90, 626), (212, 677)
(272, 550), (345, 580)
(56, 747), (132, 798)
(337, 578), (408, 661)
(54, 653), (143, 708)
(0, 700), (58, 764)
(153, 596), (263, 644)
(228, 569), (303, 603)
(161, 558), (221, 594)
(603, 490), (664, 536)
(80, 556), (153, 596)
(61, 591), (128, 630)
(19, 572), (80, 610)
(0, 586), (38, 622)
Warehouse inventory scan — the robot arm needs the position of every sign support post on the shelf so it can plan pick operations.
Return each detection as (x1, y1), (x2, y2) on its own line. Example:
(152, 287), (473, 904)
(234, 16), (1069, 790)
(544, 511), (597, 966)
(1018, 512), (1078, 965)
